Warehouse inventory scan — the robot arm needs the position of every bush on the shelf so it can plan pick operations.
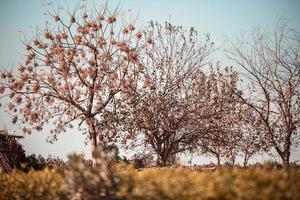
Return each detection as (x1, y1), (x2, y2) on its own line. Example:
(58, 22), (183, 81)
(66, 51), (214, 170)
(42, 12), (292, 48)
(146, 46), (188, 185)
(131, 153), (155, 169)
(1, 151), (300, 200)
(22, 154), (65, 171)
(0, 168), (66, 200)
(60, 151), (122, 200)
(117, 167), (300, 200)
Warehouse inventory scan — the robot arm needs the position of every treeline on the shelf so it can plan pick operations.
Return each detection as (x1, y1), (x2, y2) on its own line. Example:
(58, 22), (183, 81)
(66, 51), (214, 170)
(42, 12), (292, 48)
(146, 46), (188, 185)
(0, 2), (299, 167)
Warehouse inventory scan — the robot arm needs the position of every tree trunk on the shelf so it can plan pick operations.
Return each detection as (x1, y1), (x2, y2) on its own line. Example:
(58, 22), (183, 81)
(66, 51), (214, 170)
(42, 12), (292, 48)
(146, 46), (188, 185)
(161, 159), (167, 167)
(216, 154), (221, 166)
(86, 118), (98, 167)
(90, 134), (97, 167)
(281, 151), (290, 167)
(157, 154), (168, 167)
(159, 157), (167, 167)
(231, 156), (236, 166)
(243, 155), (249, 167)
(276, 145), (290, 167)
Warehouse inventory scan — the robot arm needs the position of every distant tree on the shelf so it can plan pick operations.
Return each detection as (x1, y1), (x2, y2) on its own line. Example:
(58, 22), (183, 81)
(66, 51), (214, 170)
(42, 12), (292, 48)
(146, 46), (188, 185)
(195, 67), (240, 166)
(228, 20), (300, 166)
(236, 105), (266, 166)
(0, 3), (145, 166)
(122, 22), (214, 167)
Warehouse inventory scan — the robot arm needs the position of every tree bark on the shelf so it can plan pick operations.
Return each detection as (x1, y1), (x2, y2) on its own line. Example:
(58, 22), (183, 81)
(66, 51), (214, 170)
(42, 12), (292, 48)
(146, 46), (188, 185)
(161, 159), (167, 167)
(216, 154), (221, 166)
(86, 118), (98, 167)
(281, 151), (290, 167)
(231, 157), (236, 166)
(275, 144), (290, 167)
(157, 156), (167, 167)
(157, 154), (171, 167)
(243, 155), (249, 167)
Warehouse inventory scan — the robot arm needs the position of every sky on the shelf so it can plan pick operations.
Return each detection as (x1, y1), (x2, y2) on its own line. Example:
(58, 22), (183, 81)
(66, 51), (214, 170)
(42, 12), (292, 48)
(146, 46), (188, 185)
(0, 0), (300, 164)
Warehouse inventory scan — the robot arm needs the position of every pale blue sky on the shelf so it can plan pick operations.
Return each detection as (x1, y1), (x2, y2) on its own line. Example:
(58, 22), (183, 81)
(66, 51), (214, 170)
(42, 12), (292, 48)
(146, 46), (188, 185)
(0, 0), (300, 163)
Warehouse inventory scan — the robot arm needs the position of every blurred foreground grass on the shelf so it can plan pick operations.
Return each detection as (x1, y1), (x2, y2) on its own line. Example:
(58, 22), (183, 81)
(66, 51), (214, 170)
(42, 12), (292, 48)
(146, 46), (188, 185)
(1, 152), (299, 200)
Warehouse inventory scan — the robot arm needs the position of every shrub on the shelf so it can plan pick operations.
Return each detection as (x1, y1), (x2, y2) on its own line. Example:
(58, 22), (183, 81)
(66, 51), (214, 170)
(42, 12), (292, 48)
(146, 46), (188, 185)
(117, 167), (300, 200)
(131, 153), (155, 169)
(0, 168), (66, 200)
(1, 152), (300, 200)
(232, 167), (300, 200)
(60, 150), (122, 200)
(22, 154), (65, 171)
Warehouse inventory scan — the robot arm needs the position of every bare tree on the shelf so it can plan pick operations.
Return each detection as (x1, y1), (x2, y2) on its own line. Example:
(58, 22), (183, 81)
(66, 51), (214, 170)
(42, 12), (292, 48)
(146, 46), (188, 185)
(122, 22), (214, 167)
(228, 20), (300, 166)
(236, 105), (266, 166)
(195, 67), (241, 166)
(0, 3), (145, 166)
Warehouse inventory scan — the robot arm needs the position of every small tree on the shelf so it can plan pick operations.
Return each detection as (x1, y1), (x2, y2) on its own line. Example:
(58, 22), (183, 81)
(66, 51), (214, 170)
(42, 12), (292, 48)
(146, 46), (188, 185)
(0, 4), (145, 165)
(228, 20), (300, 166)
(236, 105), (266, 166)
(195, 67), (241, 166)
